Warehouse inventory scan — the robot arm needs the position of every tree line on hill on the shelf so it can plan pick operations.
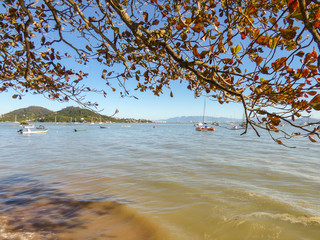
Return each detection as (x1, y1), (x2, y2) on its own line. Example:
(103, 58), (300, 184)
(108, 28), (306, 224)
(0, 106), (151, 123)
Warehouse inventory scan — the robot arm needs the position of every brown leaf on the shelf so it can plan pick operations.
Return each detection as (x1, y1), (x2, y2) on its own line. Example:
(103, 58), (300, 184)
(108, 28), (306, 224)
(280, 28), (296, 40)
(142, 12), (148, 22)
(255, 56), (263, 65)
(308, 136), (318, 142)
(309, 94), (320, 110)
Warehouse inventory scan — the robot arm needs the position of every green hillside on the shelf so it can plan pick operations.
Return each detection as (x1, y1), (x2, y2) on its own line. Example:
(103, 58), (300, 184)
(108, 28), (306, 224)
(1, 106), (53, 122)
(0, 106), (151, 123)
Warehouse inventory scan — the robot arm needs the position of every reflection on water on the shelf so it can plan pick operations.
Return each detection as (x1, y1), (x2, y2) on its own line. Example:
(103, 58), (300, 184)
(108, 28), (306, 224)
(0, 122), (319, 239)
(0, 175), (167, 240)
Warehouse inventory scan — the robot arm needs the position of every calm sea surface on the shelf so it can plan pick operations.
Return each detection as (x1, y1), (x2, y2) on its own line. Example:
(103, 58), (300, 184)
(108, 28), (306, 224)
(0, 122), (319, 240)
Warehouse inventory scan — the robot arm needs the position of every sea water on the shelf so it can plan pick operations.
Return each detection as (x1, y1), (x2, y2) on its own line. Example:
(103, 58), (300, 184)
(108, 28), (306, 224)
(0, 122), (319, 240)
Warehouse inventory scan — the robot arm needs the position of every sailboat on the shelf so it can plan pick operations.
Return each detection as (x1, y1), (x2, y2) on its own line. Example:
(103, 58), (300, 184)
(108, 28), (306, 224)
(14, 115), (19, 123)
(195, 97), (215, 132)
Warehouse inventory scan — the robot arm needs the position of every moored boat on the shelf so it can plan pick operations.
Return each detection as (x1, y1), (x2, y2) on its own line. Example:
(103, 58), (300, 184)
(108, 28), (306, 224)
(195, 122), (215, 132)
(195, 96), (215, 132)
(74, 129), (86, 132)
(18, 127), (48, 134)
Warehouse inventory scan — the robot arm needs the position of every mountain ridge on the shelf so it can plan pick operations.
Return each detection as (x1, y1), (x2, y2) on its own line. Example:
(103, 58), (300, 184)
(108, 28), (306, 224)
(0, 106), (151, 123)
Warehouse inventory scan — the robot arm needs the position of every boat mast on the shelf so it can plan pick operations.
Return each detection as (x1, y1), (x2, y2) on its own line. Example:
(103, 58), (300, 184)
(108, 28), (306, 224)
(202, 96), (206, 123)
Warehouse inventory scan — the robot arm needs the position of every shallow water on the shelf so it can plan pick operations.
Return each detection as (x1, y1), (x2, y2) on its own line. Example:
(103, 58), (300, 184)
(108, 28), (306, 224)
(0, 122), (319, 239)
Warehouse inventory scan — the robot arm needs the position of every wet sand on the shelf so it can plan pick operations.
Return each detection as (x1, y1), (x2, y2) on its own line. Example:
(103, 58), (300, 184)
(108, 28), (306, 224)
(0, 175), (170, 240)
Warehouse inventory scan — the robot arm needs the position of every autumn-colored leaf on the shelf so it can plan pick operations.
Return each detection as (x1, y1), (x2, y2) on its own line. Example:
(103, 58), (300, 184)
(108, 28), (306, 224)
(272, 57), (287, 71)
(246, 6), (256, 15)
(309, 94), (320, 110)
(86, 45), (92, 51)
(269, 116), (280, 126)
(308, 136), (317, 142)
(307, 91), (317, 96)
(288, 0), (299, 14)
(191, 23), (203, 33)
(152, 19), (159, 26)
(315, 7), (320, 19)
(256, 36), (268, 45)
(297, 68), (309, 78)
(255, 56), (263, 65)
(234, 44), (241, 54)
(142, 12), (148, 22)
(279, 28), (296, 40)
(192, 47), (200, 58)
(222, 58), (233, 64)
(241, 31), (246, 40)
(296, 51), (304, 57)
(200, 50), (209, 59)
(180, 32), (187, 41)
(261, 66), (269, 74)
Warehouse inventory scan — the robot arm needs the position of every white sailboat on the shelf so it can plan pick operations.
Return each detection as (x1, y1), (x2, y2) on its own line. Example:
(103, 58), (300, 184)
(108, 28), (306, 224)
(14, 115), (19, 123)
(195, 97), (215, 132)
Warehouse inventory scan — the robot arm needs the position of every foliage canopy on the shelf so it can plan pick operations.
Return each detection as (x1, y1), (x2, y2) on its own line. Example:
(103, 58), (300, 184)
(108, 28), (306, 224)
(1, 0), (320, 144)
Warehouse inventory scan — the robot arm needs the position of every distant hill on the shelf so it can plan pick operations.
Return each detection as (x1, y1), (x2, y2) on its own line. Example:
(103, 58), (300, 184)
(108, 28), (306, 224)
(2, 106), (54, 122)
(0, 106), (151, 123)
(161, 115), (320, 124)
(162, 116), (240, 122)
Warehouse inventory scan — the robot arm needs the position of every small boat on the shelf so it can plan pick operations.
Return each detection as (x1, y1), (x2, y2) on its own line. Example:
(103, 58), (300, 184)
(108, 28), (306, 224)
(18, 127), (48, 134)
(195, 97), (215, 132)
(36, 125), (46, 129)
(121, 125), (131, 127)
(195, 122), (215, 132)
(74, 129), (86, 132)
(100, 126), (110, 129)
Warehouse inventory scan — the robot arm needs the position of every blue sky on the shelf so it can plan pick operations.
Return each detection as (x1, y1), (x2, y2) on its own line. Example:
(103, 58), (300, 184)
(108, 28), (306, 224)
(2, 78), (320, 120)
(0, 78), (246, 121)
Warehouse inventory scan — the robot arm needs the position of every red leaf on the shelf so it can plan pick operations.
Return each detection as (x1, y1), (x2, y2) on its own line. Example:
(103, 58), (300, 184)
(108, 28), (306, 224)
(307, 91), (317, 96)
(296, 51), (304, 57)
(315, 7), (320, 19)
(288, 0), (299, 14)
(241, 31), (246, 39)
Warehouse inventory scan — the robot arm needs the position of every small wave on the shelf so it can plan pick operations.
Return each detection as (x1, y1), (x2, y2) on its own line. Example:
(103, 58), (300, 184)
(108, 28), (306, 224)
(240, 212), (320, 226)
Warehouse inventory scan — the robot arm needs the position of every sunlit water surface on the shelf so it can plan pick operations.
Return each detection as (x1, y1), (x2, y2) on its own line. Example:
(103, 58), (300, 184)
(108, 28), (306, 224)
(0, 122), (319, 240)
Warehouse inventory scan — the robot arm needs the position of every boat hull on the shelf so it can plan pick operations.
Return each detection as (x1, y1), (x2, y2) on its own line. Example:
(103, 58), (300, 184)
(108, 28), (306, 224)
(195, 127), (215, 132)
(19, 130), (48, 134)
